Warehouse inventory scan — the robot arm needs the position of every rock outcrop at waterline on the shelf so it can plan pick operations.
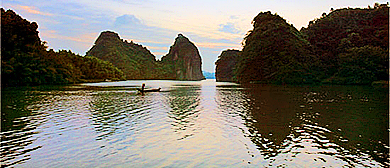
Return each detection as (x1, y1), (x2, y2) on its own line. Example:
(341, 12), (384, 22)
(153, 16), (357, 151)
(215, 49), (240, 82)
(86, 32), (205, 80)
(161, 34), (205, 80)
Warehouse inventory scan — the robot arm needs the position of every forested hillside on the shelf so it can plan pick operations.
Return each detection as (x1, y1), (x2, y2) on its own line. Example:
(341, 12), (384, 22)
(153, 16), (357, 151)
(215, 4), (389, 85)
(301, 4), (389, 84)
(235, 11), (318, 84)
(1, 8), (124, 87)
(86, 31), (161, 79)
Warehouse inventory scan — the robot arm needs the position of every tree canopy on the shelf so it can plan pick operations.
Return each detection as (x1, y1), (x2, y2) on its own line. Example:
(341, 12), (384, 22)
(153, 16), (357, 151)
(215, 4), (389, 85)
(301, 5), (389, 84)
(235, 11), (318, 84)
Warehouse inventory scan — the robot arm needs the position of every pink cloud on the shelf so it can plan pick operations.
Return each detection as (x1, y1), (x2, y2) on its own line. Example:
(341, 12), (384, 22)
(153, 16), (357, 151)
(18, 5), (53, 16)
(148, 46), (168, 50)
(150, 51), (167, 56)
(42, 30), (96, 43)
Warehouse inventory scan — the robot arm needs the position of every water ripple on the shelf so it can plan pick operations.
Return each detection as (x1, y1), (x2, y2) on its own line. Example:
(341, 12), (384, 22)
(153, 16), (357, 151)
(1, 81), (388, 167)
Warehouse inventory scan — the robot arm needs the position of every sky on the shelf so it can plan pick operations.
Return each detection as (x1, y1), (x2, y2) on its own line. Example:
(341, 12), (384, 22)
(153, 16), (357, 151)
(2, 0), (388, 72)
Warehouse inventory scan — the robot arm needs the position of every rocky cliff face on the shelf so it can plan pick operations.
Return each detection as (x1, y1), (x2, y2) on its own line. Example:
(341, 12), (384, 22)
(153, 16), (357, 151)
(161, 34), (205, 80)
(215, 49), (240, 82)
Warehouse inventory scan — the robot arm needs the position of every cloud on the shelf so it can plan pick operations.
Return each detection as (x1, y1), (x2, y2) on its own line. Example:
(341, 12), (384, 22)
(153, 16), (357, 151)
(218, 22), (241, 34)
(151, 51), (167, 56)
(39, 29), (98, 52)
(230, 15), (239, 20)
(17, 5), (53, 16)
(38, 22), (98, 44)
(114, 14), (143, 28)
(112, 14), (177, 43)
(147, 46), (168, 50)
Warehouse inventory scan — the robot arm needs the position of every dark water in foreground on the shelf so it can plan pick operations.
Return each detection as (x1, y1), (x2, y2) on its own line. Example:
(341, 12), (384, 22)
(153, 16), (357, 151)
(1, 79), (389, 167)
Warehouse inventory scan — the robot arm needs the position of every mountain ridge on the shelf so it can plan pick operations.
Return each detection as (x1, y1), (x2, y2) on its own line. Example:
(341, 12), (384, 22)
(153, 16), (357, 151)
(87, 32), (205, 81)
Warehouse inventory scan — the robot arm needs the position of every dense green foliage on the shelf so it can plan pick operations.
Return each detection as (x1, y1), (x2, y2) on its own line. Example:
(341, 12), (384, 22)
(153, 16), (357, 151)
(1, 9), (124, 87)
(323, 46), (388, 84)
(86, 31), (162, 79)
(301, 4), (389, 84)
(217, 4), (389, 85)
(215, 49), (240, 82)
(235, 12), (319, 84)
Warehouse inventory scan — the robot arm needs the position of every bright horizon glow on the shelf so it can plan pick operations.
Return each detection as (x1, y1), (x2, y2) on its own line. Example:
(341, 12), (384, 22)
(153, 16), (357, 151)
(2, 0), (388, 72)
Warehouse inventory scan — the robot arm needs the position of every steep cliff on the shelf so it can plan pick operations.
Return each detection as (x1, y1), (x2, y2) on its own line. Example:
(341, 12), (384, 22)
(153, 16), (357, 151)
(215, 49), (240, 82)
(86, 31), (160, 79)
(161, 34), (205, 80)
(235, 11), (318, 84)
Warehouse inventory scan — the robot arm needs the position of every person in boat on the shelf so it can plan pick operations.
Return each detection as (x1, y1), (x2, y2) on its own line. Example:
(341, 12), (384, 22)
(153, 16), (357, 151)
(138, 83), (161, 93)
(141, 83), (145, 92)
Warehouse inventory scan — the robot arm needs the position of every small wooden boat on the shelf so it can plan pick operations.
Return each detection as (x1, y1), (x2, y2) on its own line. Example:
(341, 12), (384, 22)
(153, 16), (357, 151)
(137, 88), (161, 93)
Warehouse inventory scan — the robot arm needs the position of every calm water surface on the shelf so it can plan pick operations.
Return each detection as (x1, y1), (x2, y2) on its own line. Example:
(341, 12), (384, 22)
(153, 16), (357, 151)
(1, 79), (389, 167)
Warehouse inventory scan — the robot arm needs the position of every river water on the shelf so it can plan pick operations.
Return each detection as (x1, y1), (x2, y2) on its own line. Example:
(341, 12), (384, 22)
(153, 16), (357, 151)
(1, 79), (389, 167)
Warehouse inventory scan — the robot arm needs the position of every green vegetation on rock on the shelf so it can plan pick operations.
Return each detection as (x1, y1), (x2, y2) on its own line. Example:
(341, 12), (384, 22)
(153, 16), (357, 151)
(86, 31), (160, 79)
(215, 4), (389, 85)
(301, 4), (389, 84)
(322, 46), (388, 85)
(87, 32), (204, 81)
(215, 49), (240, 82)
(235, 11), (319, 84)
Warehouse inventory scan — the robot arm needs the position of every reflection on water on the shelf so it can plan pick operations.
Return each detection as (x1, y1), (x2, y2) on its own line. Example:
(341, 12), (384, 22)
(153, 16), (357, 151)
(1, 80), (388, 167)
(216, 84), (389, 167)
(165, 85), (201, 140)
(89, 90), (152, 140)
(1, 89), (41, 167)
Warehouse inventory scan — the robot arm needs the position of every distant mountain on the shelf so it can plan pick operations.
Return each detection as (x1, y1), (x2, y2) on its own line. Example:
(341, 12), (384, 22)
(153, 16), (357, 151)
(86, 31), (160, 79)
(203, 71), (215, 79)
(87, 32), (205, 81)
